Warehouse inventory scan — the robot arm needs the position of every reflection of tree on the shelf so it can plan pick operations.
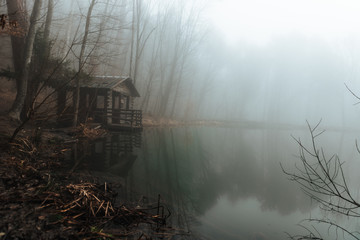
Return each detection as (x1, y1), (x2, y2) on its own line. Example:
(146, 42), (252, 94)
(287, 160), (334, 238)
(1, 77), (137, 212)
(193, 128), (311, 216)
(261, 128), (313, 214)
(81, 133), (140, 178)
(129, 127), (312, 221)
(109, 153), (137, 177)
(83, 127), (315, 235)
(193, 129), (260, 214)
(123, 128), (212, 232)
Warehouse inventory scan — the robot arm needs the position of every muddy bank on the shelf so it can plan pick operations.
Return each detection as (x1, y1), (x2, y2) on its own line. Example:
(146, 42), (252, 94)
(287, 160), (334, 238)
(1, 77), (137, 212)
(0, 121), (186, 239)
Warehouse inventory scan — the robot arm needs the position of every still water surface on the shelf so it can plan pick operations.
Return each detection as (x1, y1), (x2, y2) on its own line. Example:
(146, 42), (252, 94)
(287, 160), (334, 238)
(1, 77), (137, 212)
(83, 126), (360, 240)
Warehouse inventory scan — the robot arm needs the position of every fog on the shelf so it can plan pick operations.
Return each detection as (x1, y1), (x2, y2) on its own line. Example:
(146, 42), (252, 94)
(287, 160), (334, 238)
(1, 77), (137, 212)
(201, 0), (360, 128)
(5, 1), (360, 239)
(197, 35), (360, 126)
(207, 0), (360, 45)
(81, 1), (360, 127)
(4, 0), (360, 128)
(83, 126), (360, 239)
(14, 0), (358, 129)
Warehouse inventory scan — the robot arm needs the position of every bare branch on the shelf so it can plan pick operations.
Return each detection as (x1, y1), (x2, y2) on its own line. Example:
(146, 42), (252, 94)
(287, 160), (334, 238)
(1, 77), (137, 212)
(344, 83), (360, 105)
(283, 121), (360, 239)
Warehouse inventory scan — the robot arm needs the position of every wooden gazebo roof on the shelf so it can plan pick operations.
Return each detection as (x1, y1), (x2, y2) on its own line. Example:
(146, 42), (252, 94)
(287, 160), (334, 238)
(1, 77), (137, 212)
(79, 76), (140, 97)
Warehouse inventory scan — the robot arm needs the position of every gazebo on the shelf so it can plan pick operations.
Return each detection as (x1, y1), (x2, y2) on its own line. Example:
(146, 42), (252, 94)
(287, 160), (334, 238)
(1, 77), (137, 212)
(57, 76), (142, 130)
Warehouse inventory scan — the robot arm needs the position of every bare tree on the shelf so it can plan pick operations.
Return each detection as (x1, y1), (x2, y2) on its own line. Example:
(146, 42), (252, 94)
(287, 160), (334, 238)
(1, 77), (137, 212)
(73, 0), (96, 127)
(282, 121), (360, 240)
(5, 0), (28, 76)
(22, 0), (54, 121)
(129, 0), (155, 85)
(150, 1), (204, 118)
(8, 0), (43, 121)
(43, 0), (53, 57)
(140, 36), (161, 113)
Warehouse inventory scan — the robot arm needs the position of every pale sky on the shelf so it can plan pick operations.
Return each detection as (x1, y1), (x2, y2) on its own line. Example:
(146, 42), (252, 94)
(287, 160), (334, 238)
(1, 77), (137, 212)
(206, 0), (360, 45)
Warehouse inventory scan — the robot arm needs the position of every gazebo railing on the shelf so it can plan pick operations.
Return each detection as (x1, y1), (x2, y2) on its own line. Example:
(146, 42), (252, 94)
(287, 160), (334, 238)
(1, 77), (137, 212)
(93, 109), (142, 128)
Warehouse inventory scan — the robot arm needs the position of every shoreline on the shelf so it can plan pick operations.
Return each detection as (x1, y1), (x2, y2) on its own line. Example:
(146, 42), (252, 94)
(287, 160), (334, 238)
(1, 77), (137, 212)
(0, 117), (180, 239)
(142, 114), (224, 128)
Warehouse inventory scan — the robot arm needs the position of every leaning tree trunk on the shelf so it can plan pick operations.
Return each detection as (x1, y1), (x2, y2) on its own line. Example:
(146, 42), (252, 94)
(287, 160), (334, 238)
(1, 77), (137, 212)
(22, 0), (54, 121)
(9, 0), (43, 121)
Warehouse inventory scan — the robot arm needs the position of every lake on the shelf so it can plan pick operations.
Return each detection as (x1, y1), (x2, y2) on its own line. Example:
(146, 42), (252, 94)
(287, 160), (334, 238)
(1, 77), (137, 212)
(80, 125), (360, 240)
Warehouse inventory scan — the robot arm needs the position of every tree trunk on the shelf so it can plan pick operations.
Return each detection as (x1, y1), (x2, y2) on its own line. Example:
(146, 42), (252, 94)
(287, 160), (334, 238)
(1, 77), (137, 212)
(170, 60), (185, 118)
(158, 51), (179, 116)
(73, 0), (96, 127)
(129, 0), (136, 78)
(9, 0), (43, 121)
(43, 0), (53, 58)
(22, 0), (54, 120)
(62, 2), (74, 59)
(6, 0), (28, 83)
(88, 0), (110, 75)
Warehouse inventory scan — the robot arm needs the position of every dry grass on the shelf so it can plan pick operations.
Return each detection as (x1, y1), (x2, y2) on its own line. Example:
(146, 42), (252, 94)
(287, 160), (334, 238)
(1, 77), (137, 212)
(0, 133), (182, 239)
(73, 122), (108, 141)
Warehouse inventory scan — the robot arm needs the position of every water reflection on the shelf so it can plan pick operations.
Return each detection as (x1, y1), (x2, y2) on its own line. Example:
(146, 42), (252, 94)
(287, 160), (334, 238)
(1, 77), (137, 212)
(86, 132), (141, 177)
(78, 126), (358, 239)
(137, 127), (312, 216)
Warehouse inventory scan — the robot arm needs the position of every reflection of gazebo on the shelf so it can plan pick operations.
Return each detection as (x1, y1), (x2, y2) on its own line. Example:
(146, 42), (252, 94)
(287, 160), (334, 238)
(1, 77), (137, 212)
(87, 133), (141, 176)
(57, 76), (142, 130)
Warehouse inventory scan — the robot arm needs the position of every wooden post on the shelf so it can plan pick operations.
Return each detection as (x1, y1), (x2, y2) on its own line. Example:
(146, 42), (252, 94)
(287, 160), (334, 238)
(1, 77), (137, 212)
(106, 89), (112, 125)
(131, 110), (134, 128)
(126, 96), (130, 110)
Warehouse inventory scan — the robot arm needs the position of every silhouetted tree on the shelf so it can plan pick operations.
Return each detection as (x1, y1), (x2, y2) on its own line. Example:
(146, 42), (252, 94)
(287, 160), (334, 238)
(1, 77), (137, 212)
(8, 0), (43, 121)
(282, 121), (360, 240)
(73, 0), (96, 127)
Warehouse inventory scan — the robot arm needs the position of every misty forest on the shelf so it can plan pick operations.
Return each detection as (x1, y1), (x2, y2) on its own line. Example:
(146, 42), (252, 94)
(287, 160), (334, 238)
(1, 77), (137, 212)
(2, 0), (360, 239)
